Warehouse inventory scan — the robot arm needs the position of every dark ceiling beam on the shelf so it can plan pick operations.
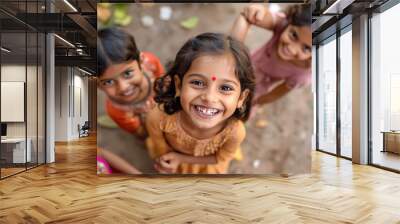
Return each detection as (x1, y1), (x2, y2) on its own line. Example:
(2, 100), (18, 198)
(55, 55), (96, 68)
(55, 47), (96, 57)
(7, 12), (96, 47)
(322, 0), (356, 14)
(0, 19), (27, 31)
(0, 8), (37, 31)
(86, 0), (97, 12)
(67, 14), (96, 39)
(312, 14), (352, 45)
(8, 13), (83, 32)
(52, 0), (77, 13)
(0, 12), (96, 32)
(312, 15), (335, 33)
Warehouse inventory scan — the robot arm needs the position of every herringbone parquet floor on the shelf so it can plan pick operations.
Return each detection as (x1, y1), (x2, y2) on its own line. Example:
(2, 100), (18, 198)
(1, 135), (400, 223)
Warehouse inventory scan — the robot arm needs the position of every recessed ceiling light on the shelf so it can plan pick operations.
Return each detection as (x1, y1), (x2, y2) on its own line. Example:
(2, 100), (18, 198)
(78, 67), (92, 76)
(322, 0), (355, 15)
(1, 47), (11, 53)
(63, 0), (78, 12)
(54, 34), (75, 48)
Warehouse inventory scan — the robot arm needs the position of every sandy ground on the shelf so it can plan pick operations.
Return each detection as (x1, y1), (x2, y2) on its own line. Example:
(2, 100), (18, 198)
(97, 3), (312, 174)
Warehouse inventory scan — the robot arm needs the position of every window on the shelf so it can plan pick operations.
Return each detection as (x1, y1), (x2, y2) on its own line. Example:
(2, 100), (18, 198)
(370, 2), (400, 171)
(0, 1), (46, 179)
(317, 36), (337, 154)
(339, 28), (352, 158)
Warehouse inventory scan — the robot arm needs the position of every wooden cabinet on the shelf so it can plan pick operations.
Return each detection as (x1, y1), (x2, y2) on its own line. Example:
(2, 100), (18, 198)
(382, 132), (400, 154)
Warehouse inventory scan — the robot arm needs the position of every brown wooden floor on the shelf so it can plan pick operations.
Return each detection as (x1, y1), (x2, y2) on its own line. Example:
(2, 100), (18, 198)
(1, 163), (45, 178)
(372, 150), (400, 171)
(1, 167), (26, 177)
(0, 135), (400, 223)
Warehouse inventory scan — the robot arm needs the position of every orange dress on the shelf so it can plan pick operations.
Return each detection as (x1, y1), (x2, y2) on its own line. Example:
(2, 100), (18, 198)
(106, 99), (141, 133)
(145, 107), (246, 174)
(106, 52), (164, 134)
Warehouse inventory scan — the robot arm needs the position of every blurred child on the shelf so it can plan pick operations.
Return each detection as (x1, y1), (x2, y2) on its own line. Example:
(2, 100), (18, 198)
(145, 33), (255, 174)
(98, 27), (165, 136)
(231, 4), (311, 108)
(97, 27), (165, 174)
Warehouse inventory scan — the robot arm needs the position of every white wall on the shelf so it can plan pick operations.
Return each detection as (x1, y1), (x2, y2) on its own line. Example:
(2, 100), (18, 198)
(55, 66), (69, 141)
(1, 65), (35, 138)
(54, 67), (89, 141)
(72, 73), (89, 138)
(1, 64), (46, 164)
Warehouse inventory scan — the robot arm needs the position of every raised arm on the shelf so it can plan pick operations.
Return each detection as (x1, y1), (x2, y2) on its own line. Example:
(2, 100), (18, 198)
(230, 4), (278, 42)
(254, 81), (292, 105)
(230, 13), (252, 42)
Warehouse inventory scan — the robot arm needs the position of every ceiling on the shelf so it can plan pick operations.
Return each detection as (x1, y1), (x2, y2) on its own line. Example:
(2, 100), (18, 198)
(0, 0), (96, 73)
(311, 0), (391, 44)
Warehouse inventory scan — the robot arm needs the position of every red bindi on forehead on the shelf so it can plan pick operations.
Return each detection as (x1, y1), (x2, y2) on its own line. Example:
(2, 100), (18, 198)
(211, 75), (217, 81)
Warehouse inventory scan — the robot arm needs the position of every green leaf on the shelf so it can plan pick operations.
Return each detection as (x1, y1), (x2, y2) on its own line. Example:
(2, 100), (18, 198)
(114, 8), (126, 20)
(180, 16), (199, 30)
(113, 3), (129, 12)
(114, 15), (132, 26)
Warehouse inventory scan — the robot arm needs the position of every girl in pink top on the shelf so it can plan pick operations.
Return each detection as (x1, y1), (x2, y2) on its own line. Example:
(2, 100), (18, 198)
(231, 4), (312, 107)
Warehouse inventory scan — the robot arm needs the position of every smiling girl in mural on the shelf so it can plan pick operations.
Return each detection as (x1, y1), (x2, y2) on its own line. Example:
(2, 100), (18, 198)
(145, 33), (255, 174)
(231, 4), (312, 117)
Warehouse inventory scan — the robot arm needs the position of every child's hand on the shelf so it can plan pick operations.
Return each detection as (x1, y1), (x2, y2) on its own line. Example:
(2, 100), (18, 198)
(154, 152), (181, 174)
(241, 4), (267, 25)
